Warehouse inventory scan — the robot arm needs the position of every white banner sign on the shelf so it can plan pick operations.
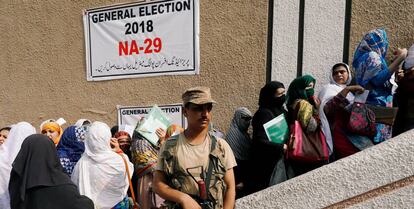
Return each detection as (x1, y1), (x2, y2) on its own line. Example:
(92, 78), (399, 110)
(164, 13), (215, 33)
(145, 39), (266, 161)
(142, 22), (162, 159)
(117, 104), (186, 128)
(83, 0), (199, 81)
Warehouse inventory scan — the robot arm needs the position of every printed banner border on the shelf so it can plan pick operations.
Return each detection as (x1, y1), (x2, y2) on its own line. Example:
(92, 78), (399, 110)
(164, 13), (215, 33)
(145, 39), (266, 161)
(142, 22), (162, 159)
(84, 0), (199, 81)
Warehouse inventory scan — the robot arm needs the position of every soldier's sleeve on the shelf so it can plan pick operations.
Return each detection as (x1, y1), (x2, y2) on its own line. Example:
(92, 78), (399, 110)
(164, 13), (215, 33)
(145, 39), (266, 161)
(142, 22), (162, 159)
(218, 138), (237, 170)
(155, 143), (166, 171)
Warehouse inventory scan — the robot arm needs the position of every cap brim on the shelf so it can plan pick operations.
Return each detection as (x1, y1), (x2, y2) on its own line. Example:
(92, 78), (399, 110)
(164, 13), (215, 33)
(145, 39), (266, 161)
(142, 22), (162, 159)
(186, 99), (217, 105)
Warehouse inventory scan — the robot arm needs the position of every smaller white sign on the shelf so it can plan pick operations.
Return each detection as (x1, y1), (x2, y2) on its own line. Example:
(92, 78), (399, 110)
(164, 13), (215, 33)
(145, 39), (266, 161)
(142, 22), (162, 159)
(117, 104), (186, 129)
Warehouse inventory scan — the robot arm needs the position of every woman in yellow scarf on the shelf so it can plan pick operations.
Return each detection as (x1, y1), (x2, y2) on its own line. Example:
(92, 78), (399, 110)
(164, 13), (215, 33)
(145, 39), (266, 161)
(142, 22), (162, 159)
(41, 120), (63, 146)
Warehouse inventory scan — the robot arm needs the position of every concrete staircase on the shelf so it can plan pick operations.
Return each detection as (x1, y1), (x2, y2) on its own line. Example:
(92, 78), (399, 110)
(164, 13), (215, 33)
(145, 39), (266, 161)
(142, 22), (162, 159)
(236, 130), (414, 209)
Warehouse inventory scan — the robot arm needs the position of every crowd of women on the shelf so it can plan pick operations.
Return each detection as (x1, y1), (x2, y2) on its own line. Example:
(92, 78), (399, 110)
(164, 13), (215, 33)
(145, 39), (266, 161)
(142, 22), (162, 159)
(0, 28), (413, 209)
(227, 28), (414, 196)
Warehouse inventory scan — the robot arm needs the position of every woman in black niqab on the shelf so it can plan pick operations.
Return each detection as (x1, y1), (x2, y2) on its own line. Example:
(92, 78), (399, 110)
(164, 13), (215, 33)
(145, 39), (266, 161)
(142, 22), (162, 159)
(9, 134), (94, 209)
(258, 81), (287, 117)
(246, 81), (287, 194)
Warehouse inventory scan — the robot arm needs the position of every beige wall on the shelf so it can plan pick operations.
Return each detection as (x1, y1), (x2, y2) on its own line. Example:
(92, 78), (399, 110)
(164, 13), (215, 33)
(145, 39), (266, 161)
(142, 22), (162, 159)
(0, 0), (268, 131)
(349, 0), (414, 63)
(1, 0), (413, 132)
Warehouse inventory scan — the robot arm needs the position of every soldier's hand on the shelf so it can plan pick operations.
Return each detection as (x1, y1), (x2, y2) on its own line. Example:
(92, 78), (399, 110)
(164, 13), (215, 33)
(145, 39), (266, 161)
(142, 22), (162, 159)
(180, 194), (202, 209)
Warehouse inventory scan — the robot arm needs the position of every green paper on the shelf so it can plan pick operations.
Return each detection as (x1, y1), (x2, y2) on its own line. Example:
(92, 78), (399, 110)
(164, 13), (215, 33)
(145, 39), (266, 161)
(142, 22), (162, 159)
(263, 114), (289, 144)
(135, 105), (172, 146)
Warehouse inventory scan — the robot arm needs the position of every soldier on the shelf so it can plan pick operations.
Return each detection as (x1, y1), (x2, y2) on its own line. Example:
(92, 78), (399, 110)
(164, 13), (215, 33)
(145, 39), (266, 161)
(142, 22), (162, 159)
(153, 87), (236, 209)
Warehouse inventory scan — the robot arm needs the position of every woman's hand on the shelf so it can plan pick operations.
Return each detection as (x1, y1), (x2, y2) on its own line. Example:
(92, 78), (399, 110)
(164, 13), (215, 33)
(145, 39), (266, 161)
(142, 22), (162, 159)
(389, 48), (408, 73)
(394, 48), (408, 60)
(110, 138), (122, 153)
(346, 85), (365, 94)
(156, 128), (167, 145)
(310, 96), (320, 109)
(340, 85), (364, 97)
(396, 68), (405, 83)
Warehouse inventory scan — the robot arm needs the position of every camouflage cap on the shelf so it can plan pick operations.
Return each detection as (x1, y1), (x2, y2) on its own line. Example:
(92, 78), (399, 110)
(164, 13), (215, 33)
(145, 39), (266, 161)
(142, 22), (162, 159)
(182, 86), (216, 105)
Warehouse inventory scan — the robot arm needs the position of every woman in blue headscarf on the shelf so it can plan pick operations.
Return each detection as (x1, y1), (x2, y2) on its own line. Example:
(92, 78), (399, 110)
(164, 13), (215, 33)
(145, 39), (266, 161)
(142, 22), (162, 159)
(56, 126), (87, 176)
(352, 28), (407, 143)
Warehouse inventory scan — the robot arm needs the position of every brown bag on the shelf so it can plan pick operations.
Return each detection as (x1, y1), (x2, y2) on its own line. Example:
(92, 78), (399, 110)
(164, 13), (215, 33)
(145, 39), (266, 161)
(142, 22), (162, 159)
(287, 121), (329, 162)
(366, 105), (398, 126)
(287, 103), (329, 162)
(363, 82), (399, 126)
(120, 153), (140, 209)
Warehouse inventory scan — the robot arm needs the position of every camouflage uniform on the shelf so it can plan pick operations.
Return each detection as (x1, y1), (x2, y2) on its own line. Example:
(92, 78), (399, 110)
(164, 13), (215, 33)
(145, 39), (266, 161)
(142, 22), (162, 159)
(159, 134), (227, 209)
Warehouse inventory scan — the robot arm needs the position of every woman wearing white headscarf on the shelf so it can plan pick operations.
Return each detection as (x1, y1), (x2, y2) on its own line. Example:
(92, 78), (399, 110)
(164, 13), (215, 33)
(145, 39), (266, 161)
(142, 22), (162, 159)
(71, 121), (133, 209)
(318, 63), (368, 160)
(74, 119), (91, 127)
(0, 122), (36, 209)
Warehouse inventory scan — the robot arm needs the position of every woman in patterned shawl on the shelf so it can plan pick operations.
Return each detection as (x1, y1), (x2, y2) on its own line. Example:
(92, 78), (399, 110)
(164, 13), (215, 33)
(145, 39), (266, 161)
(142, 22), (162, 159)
(131, 132), (163, 209)
(286, 75), (320, 134)
(56, 126), (86, 176)
(352, 28), (407, 143)
(286, 75), (327, 176)
(131, 124), (184, 209)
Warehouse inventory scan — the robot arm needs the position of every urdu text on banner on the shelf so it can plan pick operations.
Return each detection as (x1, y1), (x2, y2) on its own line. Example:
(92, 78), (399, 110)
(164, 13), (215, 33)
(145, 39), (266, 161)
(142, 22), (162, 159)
(83, 0), (200, 81)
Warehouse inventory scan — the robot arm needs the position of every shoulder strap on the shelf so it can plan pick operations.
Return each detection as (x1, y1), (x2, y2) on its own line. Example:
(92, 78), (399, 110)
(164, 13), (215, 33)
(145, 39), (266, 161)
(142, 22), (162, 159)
(161, 134), (180, 157)
(293, 100), (301, 120)
(120, 153), (140, 209)
(205, 134), (217, 198)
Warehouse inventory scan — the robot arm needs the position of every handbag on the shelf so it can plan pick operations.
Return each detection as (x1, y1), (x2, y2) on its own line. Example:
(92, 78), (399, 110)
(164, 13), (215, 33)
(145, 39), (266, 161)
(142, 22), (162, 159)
(366, 104), (398, 126)
(287, 104), (329, 162)
(347, 102), (377, 137)
(120, 153), (140, 209)
(363, 82), (399, 126)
